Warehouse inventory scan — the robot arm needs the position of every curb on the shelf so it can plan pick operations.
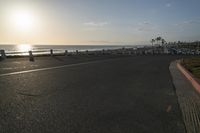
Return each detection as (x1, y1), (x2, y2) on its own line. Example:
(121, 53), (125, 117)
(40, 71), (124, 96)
(177, 60), (200, 94)
(170, 61), (200, 133)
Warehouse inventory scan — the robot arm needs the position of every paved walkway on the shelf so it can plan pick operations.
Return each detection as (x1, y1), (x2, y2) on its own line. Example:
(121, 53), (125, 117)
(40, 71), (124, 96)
(0, 56), (185, 133)
(170, 61), (200, 133)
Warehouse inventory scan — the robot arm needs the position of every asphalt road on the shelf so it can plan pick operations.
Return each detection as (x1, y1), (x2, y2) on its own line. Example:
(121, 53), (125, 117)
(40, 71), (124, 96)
(0, 56), (186, 133)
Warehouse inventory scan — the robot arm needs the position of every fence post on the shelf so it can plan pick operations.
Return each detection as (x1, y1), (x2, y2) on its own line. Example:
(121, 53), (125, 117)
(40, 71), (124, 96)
(65, 50), (68, 56)
(29, 51), (34, 62)
(50, 49), (53, 56)
(76, 50), (79, 55)
(0, 50), (6, 60)
(102, 49), (105, 55)
(86, 50), (88, 55)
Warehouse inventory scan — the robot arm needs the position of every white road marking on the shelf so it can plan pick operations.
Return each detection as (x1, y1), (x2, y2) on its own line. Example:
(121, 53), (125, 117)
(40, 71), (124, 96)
(0, 59), (112, 77)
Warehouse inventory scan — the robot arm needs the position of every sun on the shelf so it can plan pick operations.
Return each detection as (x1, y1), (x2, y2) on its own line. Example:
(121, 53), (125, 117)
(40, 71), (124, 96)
(14, 12), (33, 29)
(10, 10), (35, 32)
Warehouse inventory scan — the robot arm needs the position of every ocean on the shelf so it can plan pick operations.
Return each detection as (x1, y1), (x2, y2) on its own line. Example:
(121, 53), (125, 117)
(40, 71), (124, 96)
(0, 44), (140, 56)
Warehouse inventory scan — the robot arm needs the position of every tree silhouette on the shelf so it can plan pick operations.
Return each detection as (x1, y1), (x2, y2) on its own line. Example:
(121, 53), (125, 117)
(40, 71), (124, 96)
(150, 39), (155, 47)
(161, 39), (166, 46)
(156, 36), (162, 46)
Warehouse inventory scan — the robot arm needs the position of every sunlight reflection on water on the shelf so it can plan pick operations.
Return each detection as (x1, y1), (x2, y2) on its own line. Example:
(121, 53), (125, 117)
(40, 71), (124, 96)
(16, 44), (33, 55)
(17, 44), (32, 52)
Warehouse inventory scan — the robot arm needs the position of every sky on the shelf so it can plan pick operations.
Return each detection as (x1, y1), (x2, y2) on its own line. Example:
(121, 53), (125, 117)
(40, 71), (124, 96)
(0, 0), (200, 45)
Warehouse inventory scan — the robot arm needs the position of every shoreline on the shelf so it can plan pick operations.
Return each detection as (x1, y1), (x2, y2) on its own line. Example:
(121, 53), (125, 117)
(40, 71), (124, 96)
(0, 46), (171, 60)
(0, 47), (138, 60)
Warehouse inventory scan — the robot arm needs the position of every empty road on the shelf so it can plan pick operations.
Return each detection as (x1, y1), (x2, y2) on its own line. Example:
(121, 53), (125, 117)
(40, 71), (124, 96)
(0, 56), (186, 133)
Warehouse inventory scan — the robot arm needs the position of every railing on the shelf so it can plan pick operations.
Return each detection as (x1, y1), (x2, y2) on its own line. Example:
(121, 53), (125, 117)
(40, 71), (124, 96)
(1, 47), (199, 62)
(0, 48), (138, 61)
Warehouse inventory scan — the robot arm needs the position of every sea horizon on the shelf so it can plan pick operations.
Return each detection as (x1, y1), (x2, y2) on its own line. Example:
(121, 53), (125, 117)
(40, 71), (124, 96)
(0, 44), (145, 56)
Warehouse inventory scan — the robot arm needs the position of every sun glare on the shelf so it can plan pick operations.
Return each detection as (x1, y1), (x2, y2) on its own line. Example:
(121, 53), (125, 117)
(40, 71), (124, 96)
(10, 10), (35, 32)
(17, 44), (32, 52)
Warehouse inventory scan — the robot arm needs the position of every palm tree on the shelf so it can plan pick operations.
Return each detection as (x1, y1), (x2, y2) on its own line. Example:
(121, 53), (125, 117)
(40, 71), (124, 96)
(150, 39), (155, 47)
(161, 39), (166, 46)
(156, 36), (162, 46)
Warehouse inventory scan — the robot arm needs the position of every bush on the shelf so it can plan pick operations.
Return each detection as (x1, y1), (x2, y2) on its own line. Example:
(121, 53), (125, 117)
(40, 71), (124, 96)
(183, 57), (200, 79)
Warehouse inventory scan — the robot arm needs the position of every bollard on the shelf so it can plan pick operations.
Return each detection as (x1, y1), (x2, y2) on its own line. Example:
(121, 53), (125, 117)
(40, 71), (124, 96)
(65, 50), (68, 56)
(29, 51), (34, 62)
(76, 50), (79, 55)
(102, 49), (105, 55)
(86, 50), (89, 55)
(50, 49), (53, 56)
(0, 50), (6, 60)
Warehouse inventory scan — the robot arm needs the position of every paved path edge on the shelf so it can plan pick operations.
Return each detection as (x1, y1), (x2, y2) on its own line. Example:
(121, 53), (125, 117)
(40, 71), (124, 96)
(177, 60), (200, 94)
(169, 60), (200, 133)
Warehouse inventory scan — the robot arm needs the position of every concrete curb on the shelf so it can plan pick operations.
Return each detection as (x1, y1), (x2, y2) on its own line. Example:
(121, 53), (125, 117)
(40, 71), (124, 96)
(177, 60), (200, 94)
(170, 61), (200, 133)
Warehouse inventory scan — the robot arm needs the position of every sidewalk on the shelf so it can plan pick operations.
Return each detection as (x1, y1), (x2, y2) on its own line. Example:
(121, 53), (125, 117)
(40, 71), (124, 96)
(0, 55), (122, 75)
(170, 61), (200, 133)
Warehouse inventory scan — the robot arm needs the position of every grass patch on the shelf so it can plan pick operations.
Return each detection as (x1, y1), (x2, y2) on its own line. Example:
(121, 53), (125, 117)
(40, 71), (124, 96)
(182, 57), (200, 79)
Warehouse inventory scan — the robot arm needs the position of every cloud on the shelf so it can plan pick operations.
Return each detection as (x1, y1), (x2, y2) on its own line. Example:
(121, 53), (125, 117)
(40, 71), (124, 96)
(84, 22), (108, 27)
(82, 40), (124, 44)
(143, 22), (150, 25)
(183, 20), (200, 24)
(175, 20), (200, 27)
(165, 3), (171, 7)
(86, 40), (115, 44)
(172, 19), (200, 33)
(135, 21), (156, 32)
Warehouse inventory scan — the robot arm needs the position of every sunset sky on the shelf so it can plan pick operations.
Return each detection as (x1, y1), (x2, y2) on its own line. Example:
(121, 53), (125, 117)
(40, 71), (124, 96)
(0, 0), (200, 45)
